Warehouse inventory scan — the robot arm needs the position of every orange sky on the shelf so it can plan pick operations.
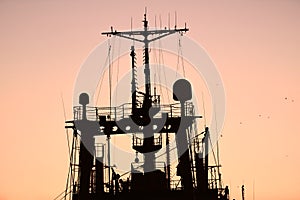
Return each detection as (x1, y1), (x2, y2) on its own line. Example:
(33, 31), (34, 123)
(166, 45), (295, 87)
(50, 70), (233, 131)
(0, 0), (300, 200)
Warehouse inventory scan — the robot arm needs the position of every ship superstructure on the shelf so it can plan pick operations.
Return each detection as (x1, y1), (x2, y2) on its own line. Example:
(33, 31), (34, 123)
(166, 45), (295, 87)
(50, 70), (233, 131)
(57, 12), (230, 200)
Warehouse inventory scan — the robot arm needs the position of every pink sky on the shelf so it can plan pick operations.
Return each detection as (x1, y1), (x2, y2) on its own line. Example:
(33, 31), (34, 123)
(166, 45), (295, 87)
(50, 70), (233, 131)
(0, 0), (299, 199)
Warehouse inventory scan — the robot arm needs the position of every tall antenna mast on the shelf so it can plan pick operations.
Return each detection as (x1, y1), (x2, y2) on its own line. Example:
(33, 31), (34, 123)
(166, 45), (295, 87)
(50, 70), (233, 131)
(102, 11), (188, 111)
(102, 11), (189, 174)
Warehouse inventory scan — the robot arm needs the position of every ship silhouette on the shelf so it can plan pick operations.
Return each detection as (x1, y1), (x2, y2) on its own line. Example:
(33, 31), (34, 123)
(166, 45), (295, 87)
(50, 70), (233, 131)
(56, 11), (230, 200)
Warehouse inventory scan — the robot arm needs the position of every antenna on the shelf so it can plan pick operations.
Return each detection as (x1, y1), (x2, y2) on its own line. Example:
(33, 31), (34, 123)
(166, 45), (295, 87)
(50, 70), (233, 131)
(168, 13), (170, 29)
(242, 185), (245, 200)
(175, 11), (177, 29)
(102, 13), (189, 113)
(159, 14), (162, 29)
(61, 92), (70, 158)
(131, 17), (133, 32)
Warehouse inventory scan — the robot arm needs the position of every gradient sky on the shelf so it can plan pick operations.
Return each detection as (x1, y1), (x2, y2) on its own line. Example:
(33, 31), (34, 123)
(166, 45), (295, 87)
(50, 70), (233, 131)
(0, 0), (299, 200)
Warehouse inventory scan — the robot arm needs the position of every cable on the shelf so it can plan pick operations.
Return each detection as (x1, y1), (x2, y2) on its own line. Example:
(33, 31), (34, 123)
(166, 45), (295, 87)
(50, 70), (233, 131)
(60, 92), (72, 200)
(158, 14), (170, 103)
(60, 93), (70, 158)
(95, 41), (111, 105)
(175, 34), (186, 79)
(179, 38), (186, 77)
(151, 30), (165, 104)
(115, 37), (121, 105)
(159, 40), (170, 103)
(175, 34), (180, 79)
(208, 133), (218, 167)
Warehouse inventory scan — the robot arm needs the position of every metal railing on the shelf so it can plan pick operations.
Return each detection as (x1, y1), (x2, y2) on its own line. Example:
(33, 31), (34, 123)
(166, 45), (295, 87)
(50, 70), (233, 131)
(132, 134), (162, 147)
(131, 161), (166, 173)
(73, 102), (195, 121)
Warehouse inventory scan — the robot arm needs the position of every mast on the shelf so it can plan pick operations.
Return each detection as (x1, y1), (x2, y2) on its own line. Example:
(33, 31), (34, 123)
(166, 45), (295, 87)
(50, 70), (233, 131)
(205, 127), (209, 191)
(143, 13), (151, 102)
(102, 12), (188, 111)
(102, 12), (189, 173)
(242, 185), (245, 200)
(130, 46), (137, 113)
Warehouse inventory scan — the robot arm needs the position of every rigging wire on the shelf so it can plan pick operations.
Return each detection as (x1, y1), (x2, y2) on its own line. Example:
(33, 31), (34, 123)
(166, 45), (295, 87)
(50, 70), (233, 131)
(115, 37), (121, 105)
(95, 36), (116, 107)
(109, 36), (116, 112)
(214, 105), (220, 165)
(160, 49), (170, 103)
(151, 21), (165, 103)
(53, 185), (73, 200)
(214, 103), (222, 188)
(60, 93), (70, 158)
(175, 34), (181, 78)
(158, 15), (170, 103)
(113, 37), (121, 165)
(208, 133), (218, 168)
(176, 35), (186, 78)
(58, 129), (81, 200)
(179, 38), (186, 77)
(60, 92), (71, 200)
(95, 40), (111, 105)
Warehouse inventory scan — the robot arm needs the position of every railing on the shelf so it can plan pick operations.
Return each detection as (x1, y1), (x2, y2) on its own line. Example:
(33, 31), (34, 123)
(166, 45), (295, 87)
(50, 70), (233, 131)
(131, 161), (166, 173)
(132, 134), (162, 147)
(95, 143), (104, 158)
(73, 102), (195, 121)
(73, 103), (132, 121)
(170, 179), (183, 190)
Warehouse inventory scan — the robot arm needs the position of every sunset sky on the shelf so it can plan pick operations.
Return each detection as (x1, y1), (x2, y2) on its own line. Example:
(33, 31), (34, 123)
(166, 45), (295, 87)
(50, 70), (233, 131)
(0, 0), (300, 200)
